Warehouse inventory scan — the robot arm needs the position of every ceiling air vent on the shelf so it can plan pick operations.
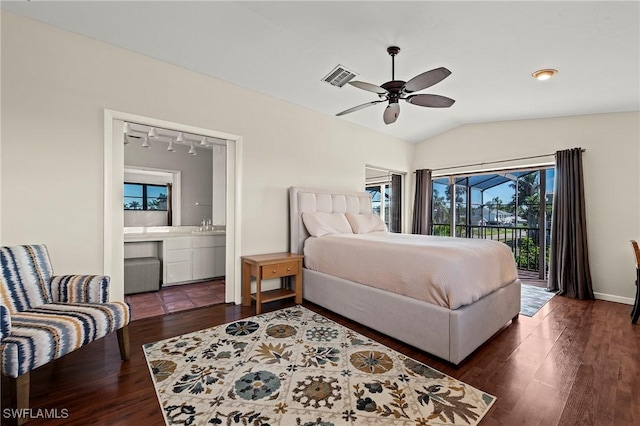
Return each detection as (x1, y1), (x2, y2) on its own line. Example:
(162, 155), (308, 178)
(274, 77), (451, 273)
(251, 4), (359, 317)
(321, 65), (357, 88)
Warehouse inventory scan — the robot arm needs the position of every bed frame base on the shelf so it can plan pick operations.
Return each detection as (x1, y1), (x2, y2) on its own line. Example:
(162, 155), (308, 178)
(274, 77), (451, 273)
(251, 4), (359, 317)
(303, 268), (521, 365)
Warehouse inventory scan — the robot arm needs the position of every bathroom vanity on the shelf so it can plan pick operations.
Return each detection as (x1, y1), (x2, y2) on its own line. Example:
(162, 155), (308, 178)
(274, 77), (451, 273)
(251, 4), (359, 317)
(124, 226), (225, 285)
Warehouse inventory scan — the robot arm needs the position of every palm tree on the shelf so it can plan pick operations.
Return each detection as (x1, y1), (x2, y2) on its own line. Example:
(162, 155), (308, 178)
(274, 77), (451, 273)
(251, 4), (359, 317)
(127, 200), (141, 210)
(432, 188), (447, 224)
(510, 172), (540, 228)
(492, 196), (502, 223)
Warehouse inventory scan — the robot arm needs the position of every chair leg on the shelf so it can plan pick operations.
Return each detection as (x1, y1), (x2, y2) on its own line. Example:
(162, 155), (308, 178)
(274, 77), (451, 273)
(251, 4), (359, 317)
(633, 288), (640, 325)
(633, 275), (640, 324)
(8, 372), (30, 425)
(633, 277), (638, 317)
(117, 326), (130, 360)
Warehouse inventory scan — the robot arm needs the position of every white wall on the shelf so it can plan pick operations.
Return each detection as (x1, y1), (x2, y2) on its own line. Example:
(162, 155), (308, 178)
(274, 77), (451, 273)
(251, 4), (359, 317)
(414, 112), (640, 303)
(0, 12), (414, 300)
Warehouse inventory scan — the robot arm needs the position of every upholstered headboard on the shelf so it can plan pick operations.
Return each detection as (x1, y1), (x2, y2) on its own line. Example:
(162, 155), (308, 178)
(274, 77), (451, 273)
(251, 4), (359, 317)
(289, 187), (372, 255)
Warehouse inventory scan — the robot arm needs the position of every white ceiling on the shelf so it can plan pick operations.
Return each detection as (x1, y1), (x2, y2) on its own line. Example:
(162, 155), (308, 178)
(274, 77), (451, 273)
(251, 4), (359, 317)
(3, 1), (639, 143)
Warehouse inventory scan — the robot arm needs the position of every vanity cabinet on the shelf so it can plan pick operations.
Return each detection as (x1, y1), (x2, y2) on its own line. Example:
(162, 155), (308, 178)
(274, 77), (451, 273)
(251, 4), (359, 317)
(192, 235), (226, 280)
(162, 234), (225, 285)
(125, 230), (226, 286)
(164, 237), (192, 284)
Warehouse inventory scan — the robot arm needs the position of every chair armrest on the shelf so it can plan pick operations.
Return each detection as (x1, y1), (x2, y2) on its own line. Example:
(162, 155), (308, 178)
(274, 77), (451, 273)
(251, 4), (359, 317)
(0, 304), (10, 340)
(50, 275), (110, 303)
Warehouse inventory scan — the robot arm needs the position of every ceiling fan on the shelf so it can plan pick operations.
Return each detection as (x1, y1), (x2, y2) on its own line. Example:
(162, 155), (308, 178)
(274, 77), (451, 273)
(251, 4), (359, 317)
(336, 46), (455, 125)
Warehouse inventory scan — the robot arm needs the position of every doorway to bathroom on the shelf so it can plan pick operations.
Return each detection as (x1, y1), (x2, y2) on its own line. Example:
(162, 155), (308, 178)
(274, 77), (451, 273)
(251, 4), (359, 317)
(104, 110), (243, 318)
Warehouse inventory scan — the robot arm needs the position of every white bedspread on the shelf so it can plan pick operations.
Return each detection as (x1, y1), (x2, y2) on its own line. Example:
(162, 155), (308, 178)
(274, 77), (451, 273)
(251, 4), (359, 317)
(304, 232), (518, 310)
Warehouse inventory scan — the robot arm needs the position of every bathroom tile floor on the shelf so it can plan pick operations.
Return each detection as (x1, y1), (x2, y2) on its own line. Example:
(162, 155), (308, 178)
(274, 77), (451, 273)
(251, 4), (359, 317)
(125, 279), (226, 321)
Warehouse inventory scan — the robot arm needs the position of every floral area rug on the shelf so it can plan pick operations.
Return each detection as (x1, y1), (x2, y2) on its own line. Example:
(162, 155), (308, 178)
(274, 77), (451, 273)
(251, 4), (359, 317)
(143, 306), (496, 425)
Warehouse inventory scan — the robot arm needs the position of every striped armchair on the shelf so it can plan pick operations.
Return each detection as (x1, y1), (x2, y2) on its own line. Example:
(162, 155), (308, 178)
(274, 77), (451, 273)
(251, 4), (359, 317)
(0, 245), (130, 425)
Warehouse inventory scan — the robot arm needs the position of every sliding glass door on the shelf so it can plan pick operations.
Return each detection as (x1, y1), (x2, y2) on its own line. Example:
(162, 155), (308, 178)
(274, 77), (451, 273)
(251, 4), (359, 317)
(430, 167), (555, 278)
(365, 166), (403, 233)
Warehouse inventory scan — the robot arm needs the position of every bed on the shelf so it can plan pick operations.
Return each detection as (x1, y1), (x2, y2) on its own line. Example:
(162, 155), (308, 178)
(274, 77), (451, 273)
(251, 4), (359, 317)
(289, 186), (521, 365)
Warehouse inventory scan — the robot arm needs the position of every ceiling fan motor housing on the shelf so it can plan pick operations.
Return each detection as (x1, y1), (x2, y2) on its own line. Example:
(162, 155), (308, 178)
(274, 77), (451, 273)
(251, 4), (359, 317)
(381, 80), (404, 103)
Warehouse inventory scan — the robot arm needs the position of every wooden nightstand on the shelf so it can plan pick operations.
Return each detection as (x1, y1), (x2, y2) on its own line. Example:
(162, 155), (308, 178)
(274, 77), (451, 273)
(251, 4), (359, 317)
(242, 252), (304, 314)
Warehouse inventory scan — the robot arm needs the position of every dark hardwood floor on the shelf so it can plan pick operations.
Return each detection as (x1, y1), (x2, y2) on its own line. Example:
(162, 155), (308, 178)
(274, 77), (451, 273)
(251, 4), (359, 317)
(2, 295), (639, 425)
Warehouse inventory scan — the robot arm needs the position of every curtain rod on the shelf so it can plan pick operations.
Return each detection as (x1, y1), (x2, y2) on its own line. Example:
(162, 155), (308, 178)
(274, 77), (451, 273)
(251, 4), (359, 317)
(422, 148), (585, 173)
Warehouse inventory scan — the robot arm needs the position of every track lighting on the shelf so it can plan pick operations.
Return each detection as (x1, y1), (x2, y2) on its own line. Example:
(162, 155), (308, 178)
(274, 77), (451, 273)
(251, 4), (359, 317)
(124, 122), (216, 157)
(123, 122), (131, 145)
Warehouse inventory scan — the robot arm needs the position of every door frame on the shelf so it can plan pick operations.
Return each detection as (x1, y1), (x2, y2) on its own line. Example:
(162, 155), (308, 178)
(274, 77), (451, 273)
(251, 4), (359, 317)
(103, 109), (243, 304)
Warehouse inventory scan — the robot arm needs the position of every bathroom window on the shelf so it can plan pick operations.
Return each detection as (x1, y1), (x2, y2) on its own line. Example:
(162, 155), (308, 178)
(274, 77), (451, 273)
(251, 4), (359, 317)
(124, 183), (168, 211)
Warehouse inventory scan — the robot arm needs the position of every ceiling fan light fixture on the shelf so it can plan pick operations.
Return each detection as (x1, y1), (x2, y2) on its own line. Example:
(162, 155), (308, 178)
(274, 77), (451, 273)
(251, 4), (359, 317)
(532, 69), (558, 81)
(383, 103), (400, 125)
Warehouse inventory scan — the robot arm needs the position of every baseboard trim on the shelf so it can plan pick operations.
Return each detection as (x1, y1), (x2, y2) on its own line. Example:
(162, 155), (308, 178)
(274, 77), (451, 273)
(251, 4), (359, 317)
(594, 292), (634, 305)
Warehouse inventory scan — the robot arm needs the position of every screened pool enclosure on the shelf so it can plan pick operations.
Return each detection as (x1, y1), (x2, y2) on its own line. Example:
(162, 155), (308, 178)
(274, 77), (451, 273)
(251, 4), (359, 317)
(431, 168), (555, 279)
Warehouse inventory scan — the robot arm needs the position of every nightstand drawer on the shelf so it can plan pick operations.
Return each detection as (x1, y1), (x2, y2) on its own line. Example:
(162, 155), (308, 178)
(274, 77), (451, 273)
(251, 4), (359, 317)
(261, 261), (299, 279)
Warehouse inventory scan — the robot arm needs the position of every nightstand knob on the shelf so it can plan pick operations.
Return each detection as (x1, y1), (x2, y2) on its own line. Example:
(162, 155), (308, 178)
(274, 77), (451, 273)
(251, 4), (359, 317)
(287, 267), (291, 271)
(273, 269), (277, 273)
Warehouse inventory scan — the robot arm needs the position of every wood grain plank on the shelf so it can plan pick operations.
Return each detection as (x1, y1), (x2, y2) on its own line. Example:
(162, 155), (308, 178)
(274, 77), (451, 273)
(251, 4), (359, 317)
(1, 297), (638, 425)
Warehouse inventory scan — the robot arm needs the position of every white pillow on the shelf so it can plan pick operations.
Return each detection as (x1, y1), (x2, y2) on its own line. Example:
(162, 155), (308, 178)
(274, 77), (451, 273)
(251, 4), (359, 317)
(346, 213), (388, 234)
(302, 212), (353, 237)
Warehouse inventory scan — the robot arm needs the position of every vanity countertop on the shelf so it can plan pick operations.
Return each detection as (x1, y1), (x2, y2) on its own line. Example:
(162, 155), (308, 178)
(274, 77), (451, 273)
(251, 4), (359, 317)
(124, 226), (225, 242)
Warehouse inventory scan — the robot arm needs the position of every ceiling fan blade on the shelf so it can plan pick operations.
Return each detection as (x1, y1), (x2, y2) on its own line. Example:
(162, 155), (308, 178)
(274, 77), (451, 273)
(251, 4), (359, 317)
(403, 67), (451, 93)
(336, 100), (384, 116)
(349, 81), (389, 95)
(383, 103), (400, 125)
(406, 94), (455, 108)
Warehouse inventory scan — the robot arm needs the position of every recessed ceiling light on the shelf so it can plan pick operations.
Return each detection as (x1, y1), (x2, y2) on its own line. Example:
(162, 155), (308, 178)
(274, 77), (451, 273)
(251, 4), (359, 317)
(532, 69), (558, 81)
